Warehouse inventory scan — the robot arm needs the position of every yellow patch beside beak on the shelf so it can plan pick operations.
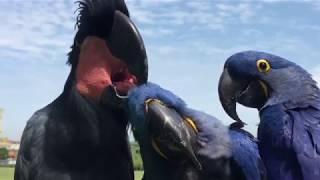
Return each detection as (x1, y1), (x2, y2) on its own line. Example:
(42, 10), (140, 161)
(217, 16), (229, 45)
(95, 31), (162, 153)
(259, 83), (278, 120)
(184, 117), (199, 133)
(258, 80), (269, 97)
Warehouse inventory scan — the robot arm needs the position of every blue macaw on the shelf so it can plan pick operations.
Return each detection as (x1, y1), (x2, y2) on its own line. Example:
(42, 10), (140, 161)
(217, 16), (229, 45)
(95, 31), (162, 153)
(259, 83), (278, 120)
(218, 50), (320, 180)
(126, 82), (266, 180)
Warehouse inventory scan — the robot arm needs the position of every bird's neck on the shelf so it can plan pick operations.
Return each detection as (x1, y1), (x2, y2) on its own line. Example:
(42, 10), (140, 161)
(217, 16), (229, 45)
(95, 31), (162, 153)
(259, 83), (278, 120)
(263, 67), (320, 110)
(62, 73), (128, 139)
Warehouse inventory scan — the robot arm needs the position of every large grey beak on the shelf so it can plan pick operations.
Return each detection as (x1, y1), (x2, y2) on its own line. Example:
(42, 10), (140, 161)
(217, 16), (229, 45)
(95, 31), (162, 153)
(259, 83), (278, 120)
(218, 69), (268, 127)
(107, 10), (148, 84)
(218, 69), (246, 127)
(145, 100), (202, 170)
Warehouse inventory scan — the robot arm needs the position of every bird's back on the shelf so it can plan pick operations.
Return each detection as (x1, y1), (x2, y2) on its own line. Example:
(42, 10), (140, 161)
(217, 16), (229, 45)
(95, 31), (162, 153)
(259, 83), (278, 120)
(229, 128), (266, 180)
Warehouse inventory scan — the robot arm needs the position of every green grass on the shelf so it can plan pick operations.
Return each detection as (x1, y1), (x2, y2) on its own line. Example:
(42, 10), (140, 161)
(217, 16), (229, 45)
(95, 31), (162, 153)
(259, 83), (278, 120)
(131, 142), (144, 171)
(0, 167), (14, 180)
(134, 170), (144, 180)
(0, 167), (143, 180)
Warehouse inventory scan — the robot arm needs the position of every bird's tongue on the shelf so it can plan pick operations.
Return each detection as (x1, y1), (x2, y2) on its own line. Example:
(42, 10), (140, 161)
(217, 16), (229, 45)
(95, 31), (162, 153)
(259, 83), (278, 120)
(112, 72), (137, 96)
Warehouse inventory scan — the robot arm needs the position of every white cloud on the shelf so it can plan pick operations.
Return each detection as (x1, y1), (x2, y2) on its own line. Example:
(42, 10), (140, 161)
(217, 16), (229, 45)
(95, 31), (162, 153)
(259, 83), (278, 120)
(313, 1), (320, 10)
(0, 0), (75, 63)
(242, 0), (313, 2)
(127, 1), (262, 36)
(140, 28), (175, 37)
(127, 0), (182, 3)
(216, 3), (260, 23)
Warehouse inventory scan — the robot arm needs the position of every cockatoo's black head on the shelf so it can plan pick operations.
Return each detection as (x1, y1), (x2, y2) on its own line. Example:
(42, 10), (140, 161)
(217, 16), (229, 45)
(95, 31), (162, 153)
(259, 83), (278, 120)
(219, 50), (319, 127)
(67, 0), (148, 107)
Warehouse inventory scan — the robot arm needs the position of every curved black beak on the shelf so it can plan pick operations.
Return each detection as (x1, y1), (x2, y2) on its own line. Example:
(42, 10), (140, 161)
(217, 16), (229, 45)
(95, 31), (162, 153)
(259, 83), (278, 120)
(101, 11), (148, 108)
(218, 69), (246, 127)
(106, 10), (148, 84)
(218, 69), (268, 127)
(145, 100), (202, 170)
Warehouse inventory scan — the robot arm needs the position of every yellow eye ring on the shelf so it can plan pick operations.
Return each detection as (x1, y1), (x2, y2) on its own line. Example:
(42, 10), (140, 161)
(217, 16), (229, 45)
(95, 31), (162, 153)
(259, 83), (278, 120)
(256, 59), (271, 73)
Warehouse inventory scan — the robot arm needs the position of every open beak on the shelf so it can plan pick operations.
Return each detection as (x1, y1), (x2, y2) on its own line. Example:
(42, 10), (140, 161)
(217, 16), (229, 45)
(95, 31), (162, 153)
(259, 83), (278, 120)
(218, 69), (268, 127)
(106, 11), (148, 85)
(145, 100), (202, 170)
(101, 11), (148, 107)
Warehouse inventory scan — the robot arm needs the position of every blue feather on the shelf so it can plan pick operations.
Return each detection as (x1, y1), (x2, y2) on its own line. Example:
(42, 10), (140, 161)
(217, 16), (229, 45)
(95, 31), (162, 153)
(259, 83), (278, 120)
(229, 128), (266, 180)
(259, 101), (320, 180)
(289, 105), (320, 179)
(259, 102), (320, 180)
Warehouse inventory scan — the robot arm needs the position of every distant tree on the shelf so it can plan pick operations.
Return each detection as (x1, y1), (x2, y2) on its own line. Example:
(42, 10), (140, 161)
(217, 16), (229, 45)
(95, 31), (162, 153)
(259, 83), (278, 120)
(0, 148), (8, 159)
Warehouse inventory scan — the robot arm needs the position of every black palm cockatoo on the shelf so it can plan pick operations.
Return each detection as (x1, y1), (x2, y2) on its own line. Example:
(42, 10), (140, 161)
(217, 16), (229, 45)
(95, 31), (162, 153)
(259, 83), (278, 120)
(14, 0), (148, 180)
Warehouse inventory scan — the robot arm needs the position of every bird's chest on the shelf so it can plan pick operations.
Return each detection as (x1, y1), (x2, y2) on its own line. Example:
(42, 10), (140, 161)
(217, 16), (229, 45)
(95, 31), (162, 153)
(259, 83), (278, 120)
(258, 105), (293, 149)
(44, 133), (132, 180)
(44, 111), (131, 174)
(258, 105), (303, 180)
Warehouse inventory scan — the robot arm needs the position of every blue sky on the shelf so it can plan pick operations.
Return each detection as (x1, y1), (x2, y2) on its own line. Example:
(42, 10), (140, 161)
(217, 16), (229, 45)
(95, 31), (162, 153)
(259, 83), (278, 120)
(1, 0), (320, 140)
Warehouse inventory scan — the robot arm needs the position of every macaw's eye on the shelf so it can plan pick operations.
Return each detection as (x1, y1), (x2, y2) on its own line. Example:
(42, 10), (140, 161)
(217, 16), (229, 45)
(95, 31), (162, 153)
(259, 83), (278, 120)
(256, 59), (271, 73)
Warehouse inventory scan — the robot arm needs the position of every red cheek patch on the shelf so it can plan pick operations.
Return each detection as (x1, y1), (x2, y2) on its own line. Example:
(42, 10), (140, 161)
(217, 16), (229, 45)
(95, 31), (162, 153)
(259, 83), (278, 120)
(75, 36), (123, 102)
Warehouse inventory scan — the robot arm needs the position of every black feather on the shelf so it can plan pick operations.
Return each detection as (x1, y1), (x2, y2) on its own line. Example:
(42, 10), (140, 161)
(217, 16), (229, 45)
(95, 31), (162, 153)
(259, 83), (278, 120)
(68, 0), (129, 66)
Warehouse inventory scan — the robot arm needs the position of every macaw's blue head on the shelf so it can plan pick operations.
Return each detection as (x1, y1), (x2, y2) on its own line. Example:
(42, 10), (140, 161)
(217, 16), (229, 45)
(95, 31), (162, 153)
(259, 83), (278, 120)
(126, 82), (202, 173)
(218, 50), (320, 126)
(127, 82), (186, 140)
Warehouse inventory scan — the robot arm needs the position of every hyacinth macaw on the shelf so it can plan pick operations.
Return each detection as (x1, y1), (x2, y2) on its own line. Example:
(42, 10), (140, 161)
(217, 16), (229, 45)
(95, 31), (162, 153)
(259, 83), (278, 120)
(15, 0), (148, 179)
(218, 50), (320, 180)
(126, 83), (266, 180)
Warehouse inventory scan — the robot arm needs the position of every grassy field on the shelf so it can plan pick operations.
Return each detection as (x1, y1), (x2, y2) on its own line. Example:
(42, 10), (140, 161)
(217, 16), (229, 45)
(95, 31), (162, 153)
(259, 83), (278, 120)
(0, 167), (14, 180)
(135, 170), (144, 180)
(0, 167), (143, 180)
